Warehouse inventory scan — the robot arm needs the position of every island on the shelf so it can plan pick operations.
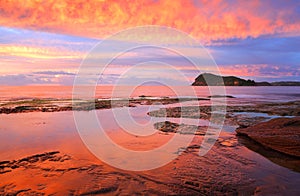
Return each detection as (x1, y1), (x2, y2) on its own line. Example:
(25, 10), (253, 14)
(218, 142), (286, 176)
(192, 73), (300, 86)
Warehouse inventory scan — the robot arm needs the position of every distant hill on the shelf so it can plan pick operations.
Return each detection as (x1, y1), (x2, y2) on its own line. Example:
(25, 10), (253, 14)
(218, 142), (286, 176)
(192, 73), (300, 86)
(255, 82), (272, 86)
(271, 81), (300, 86)
(192, 73), (256, 86)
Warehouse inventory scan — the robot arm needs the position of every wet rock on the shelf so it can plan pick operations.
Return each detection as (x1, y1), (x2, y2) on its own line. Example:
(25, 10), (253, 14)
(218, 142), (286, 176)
(184, 180), (200, 187)
(0, 169), (12, 174)
(80, 186), (118, 195)
(236, 117), (300, 157)
(0, 97), (209, 114)
(218, 138), (238, 147)
(236, 116), (268, 128)
(0, 151), (61, 173)
(208, 95), (235, 98)
(149, 106), (211, 119)
(228, 101), (300, 117)
(154, 121), (207, 135)
(187, 144), (201, 149)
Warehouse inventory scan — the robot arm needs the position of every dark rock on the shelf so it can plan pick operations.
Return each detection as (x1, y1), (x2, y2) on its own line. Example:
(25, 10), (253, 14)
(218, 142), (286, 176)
(208, 95), (235, 98)
(154, 121), (207, 135)
(256, 82), (272, 86)
(236, 117), (300, 157)
(80, 186), (118, 195)
(192, 73), (300, 86)
(192, 73), (256, 86)
(184, 180), (200, 187)
(271, 81), (300, 86)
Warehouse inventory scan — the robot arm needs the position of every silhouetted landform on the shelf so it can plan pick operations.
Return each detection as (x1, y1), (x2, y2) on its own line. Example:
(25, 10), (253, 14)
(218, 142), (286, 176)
(271, 81), (300, 86)
(192, 73), (300, 86)
(255, 82), (272, 86)
(208, 95), (236, 98)
(192, 73), (256, 86)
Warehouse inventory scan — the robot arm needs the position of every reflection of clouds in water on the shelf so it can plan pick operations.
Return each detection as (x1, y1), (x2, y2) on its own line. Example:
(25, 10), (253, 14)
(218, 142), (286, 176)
(73, 26), (225, 171)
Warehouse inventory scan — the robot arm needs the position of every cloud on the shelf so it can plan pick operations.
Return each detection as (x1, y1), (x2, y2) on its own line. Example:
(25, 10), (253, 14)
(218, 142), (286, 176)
(210, 36), (300, 67)
(0, 63), (299, 86)
(218, 64), (300, 80)
(0, 1), (300, 85)
(0, 74), (52, 85)
(0, 0), (299, 43)
(0, 70), (76, 85)
(33, 70), (75, 76)
(0, 27), (98, 75)
(0, 44), (82, 59)
(0, 27), (97, 61)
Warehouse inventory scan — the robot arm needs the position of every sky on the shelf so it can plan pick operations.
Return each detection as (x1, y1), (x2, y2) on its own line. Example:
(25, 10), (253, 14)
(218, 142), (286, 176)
(0, 0), (300, 85)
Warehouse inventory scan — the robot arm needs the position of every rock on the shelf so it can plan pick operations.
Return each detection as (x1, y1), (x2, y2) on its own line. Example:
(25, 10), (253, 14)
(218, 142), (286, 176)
(228, 101), (300, 117)
(208, 95), (235, 98)
(218, 138), (238, 147)
(0, 151), (62, 173)
(236, 117), (300, 157)
(80, 186), (118, 195)
(184, 180), (200, 187)
(154, 121), (207, 135)
(187, 144), (201, 149)
(148, 106), (211, 119)
(192, 73), (300, 86)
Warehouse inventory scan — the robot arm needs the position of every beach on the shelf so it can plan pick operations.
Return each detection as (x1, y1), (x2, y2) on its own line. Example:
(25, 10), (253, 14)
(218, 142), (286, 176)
(0, 86), (300, 195)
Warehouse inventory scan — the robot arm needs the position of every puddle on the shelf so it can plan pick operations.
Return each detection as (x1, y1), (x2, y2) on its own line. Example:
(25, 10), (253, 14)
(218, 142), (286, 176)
(234, 112), (294, 119)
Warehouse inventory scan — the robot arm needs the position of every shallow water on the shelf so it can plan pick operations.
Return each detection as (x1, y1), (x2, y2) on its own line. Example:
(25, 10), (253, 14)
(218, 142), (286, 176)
(234, 111), (295, 119)
(1, 104), (299, 173)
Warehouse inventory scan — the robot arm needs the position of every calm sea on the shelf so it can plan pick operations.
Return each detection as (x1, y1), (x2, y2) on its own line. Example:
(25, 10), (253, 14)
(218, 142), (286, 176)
(0, 86), (300, 102)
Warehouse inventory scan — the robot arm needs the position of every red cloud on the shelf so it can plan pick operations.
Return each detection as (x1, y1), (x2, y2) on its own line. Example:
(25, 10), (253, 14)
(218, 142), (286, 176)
(0, 0), (299, 43)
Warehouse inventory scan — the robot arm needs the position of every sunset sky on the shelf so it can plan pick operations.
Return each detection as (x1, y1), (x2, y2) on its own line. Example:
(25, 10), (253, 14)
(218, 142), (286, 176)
(0, 0), (300, 85)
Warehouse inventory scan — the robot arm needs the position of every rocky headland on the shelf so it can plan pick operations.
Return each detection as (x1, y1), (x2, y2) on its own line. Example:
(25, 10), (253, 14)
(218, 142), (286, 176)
(192, 73), (300, 86)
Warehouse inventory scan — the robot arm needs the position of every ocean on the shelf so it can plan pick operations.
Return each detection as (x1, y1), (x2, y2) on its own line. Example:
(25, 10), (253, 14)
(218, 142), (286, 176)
(1, 86), (300, 101)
